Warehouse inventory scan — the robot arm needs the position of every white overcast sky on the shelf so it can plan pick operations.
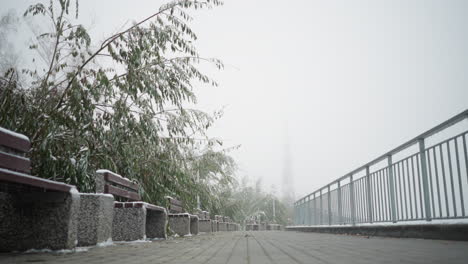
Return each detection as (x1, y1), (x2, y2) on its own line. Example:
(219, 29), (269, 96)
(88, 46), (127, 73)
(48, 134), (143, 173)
(2, 0), (468, 200)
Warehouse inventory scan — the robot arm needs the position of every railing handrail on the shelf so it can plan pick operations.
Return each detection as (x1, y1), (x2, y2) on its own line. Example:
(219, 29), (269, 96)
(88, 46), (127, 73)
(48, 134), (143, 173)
(295, 109), (468, 204)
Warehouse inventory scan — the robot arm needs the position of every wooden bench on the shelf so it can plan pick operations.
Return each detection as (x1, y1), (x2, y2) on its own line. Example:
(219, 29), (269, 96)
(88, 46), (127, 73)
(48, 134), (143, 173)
(215, 215), (228, 231)
(95, 170), (167, 241)
(166, 196), (199, 236)
(267, 223), (282, 231)
(245, 218), (259, 231)
(221, 216), (239, 232)
(224, 216), (233, 231)
(0, 127), (80, 252)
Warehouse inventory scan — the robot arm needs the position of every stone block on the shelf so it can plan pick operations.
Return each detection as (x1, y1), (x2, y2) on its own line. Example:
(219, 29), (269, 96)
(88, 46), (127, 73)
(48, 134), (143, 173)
(190, 215), (199, 235)
(94, 171), (105, 193)
(78, 193), (114, 246)
(218, 222), (228, 232)
(146, 207), (167, 239)
(168, 214), (191, 236)
(0, 189), (80, 252)
(199, 219), (212, 233)
(111, 203), (166, 241)
(112, 207), (146, 241)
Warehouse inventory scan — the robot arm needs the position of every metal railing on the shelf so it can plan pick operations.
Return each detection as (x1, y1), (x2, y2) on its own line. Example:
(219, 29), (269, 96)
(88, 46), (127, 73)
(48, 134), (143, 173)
(293, 109), (468, 226)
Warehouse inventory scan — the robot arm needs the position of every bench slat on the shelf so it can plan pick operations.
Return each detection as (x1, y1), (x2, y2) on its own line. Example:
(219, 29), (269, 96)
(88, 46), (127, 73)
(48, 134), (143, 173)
(169, 204), (183, 213)
(101, 171), (139, 191)
(0, 151), (30, 173)
(104, 184), (140, 201)
(0, 128), (30, 153)
(168, 197), (183, 207)
(0, 168), (74, 192)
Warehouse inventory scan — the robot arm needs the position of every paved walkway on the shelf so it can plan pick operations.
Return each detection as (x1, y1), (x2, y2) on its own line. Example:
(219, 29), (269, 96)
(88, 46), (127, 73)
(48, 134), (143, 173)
(1, 231), (468, 264)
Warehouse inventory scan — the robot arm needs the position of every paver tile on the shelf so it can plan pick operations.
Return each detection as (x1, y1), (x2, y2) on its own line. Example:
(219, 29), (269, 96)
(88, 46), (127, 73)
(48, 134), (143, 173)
(1, 231), (468, 264)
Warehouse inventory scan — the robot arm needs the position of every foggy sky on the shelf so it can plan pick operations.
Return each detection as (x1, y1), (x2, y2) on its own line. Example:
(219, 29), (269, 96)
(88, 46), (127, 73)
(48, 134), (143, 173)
(2, 0), (468, 200)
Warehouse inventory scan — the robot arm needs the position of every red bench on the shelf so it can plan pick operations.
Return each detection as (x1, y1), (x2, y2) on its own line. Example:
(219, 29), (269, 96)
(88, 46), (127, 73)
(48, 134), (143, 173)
(0, 127), (79, 252)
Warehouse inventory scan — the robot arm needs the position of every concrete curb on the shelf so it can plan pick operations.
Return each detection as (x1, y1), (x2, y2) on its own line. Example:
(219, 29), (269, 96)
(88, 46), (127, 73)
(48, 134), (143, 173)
(286, 224), (468, 241)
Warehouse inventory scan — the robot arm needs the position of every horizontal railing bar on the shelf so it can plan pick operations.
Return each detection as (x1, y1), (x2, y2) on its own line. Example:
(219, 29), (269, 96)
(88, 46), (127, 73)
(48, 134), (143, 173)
(296, 109), (468, 203)
(296, 216), (468, 225)
(393, 152), (420, 166)
(424, 130), (468, 151)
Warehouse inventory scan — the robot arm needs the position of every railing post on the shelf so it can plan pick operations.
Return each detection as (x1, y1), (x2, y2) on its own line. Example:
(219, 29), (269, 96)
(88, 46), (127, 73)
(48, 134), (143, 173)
(328, 185), (332, 225)
(297, 202), (300, 225)
(337, 180), (342, 224)
(297, 201), (300, 225)
(419, 138), (432, 221)
(295, 202), (298, 225)
(309, 194), (314, 225)
(298, 201), (301, 225)
(350, 174), (356, 225)
(297, 201), (301, 225)
(304, 199), (307, 224)
(301, 198), (306, 225)
(304, 197), (308, 225)
(298, 200), (301, 225)
(298, 200), (302, 225)
(303, 199), (306, 224)
(319, 189), (323, 225)
(293, 202), (297, 225)
(388, 155), (397, 223)
(302, 199), (306, 225)
(366, 166), (373, 223)
(313, 192), (317, 225)
(306, 196), (311, 225)
(308, 195), (313, 225)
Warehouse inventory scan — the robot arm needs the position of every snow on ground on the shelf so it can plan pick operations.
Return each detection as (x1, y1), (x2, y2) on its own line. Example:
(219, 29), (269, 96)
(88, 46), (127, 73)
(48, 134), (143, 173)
(23, 247), (90, 254)
(96, 238), (114, 247)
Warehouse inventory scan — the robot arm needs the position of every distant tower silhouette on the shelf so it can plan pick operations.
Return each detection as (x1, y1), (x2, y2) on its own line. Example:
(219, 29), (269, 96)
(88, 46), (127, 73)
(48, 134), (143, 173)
(281, 139), (295, 206)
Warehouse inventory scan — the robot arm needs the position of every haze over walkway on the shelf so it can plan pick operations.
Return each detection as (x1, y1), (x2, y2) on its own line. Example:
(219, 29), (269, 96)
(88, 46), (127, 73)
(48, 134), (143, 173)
(2, 231), (468, 264)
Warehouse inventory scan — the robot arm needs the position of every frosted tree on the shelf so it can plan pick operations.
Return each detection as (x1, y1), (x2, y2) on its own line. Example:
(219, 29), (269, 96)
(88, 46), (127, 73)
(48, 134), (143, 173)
(0, 0), (235, 208)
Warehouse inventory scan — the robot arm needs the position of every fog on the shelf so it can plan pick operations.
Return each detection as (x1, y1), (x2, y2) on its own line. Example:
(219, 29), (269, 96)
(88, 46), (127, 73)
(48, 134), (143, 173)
(2, 0), (468, 201)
